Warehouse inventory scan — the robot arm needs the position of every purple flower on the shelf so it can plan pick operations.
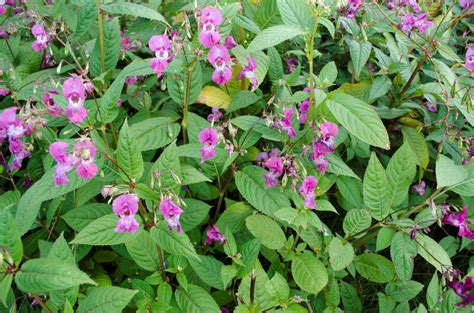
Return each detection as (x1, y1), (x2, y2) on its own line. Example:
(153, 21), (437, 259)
(449, 277), (474, 307)
(208, 45), (232, 85)
(62, 77), (87, 125)
(276, 108), (296, 138)
(207, 107), (223, 122)
(460, 0), (474, 10)
(0, 27), (7, 39)
(49, 141), (76, 185)
(120, 31), (138, 52)
(149, 34), (171, 77)
(0, 3), (5, 15)
(74, 139), (98, 179)
(224, 36), (237, 49)
(465, 45), (474, 72)
(198, 7), (222, 48)
(0, 86), (10, 96)
(31, 24), (49, 53)
(298, 176), (318, 209)
(411, 180), (426, 196)
(345, 0), (362, 19)
(263, 156), (284, 187)
(423, 101), (437, 112)
(113, 194), (139, 233)
(49, 141), (69, 164)
(398, 13), (432, 34)
(159, 197), (183, 232)
(43, 90), (62, 116)
(199, 128), (218, 163)
(442, 205), (474, 241)
(237, 57), (258, 89)
(286, 57), (298, 74)
(205, 225), (226, 244)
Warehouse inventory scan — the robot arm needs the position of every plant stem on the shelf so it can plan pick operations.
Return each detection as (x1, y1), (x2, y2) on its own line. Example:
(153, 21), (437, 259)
(30, 294), (51, 313)
(181, 61), (195, 144)
(95, 0), (106, 73)
(399, 56), (426, 98)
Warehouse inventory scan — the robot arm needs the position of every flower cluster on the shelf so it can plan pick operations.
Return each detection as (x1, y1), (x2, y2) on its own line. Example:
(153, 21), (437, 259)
(276, 107), (296, 138)
(198, 127), (219, 163)
(62, 77), (88, 124)
(392, 1), (433, 35)
(49, 138), (98, 185)
(159, 197), (183, 232)
(460, 0), (474, 10)
(442, 205), (474, 241)
(448, 276), (474, 307)
(31, 23), (50, 53)
(43, 90), (61, 116)
(345, 0), (362, 19)
(298, 176), (318, 209)
(149, 34), (171, 78)
(0, 108), (34, 170)
(113, 194), (139, 233)
(309, 122), (339, 173)
(208, 44), (233, 85)
(198, 7), (223, 48)
(205, 225), (226, 245)
(263, 155), (284, 187)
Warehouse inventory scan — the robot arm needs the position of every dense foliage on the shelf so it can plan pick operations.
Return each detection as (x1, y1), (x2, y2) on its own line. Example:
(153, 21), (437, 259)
(0, 0), (473, 312)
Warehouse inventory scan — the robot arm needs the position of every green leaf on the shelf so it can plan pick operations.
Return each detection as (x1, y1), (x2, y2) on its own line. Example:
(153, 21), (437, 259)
(15, 259), (96, 293)
(327, 92), (390, 149)
(0, 210), (22, 264)
(227, 90), (261, 113)
(363, 152), (389, 221)
(318, 61), (338, 87)
(77, 286), (137, 313)
(150, 221), (198, 260)
(62, 203), (111, 232)
(340, 282), (362, 313)
(416, 234), (452, 273)
(385, 280), (424, 302)
(343, 209), (371, 237)
(180, 164), (211, 185)
(315, 199), (338, 214)
(386, 143), (416, 208)
(349, 40), (372, 78)
(326, 154), (360, 180)
(328, 237), (354, 271)
(354, 253), (395, 283)
(401, 126), (429, 169)
(89, 18), (121, 77)
(247, 25), (305, 52)
(180, 199), (211, 232)
(216, 202), (253, 233)
(435, 155), (468, 188)
(452, 163), (474, 196)
(125, 231), (161, 271)
(15, 168), (92, 236)
(426, 274), (439, 309)
(167, 60), (202, 106)
(276, 0), (312, 31)
(291, 254), (328, 294)
(71, 214), (142, 246)
(130, 117), (180, 151)
(189, 255), (225, 290)
(175, 284), (220, 313)
(74, 1), (97, 39)
(266, 272), (290, 304)
(318, 17), (335, 38)
(245, 215), (286, 249)
(0, 274), (13, 307)
(117, 120), (144, 181)
(231, 116), (284, 142)
(151, 142), (181, 189)
(101, 2), (168, 25)
(235, 166), (290, 216)
(390, 232), (417, 281)
(48, 233), (74, 264)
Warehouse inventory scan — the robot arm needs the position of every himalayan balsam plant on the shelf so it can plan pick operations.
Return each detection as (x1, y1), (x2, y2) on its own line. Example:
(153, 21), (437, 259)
(0, 0), (473, 312)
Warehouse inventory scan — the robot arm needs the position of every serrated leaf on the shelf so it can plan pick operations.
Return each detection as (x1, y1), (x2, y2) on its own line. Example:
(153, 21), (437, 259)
(340, 282), (362, 313)
(386, 280), (423, 302)
(235, 166), (291, 216)
(77, 286), (137, 313)
(416, 234), (452, 273)
(349, 40), (372, 78)
(175, 284), (220, 313)
(0, 210), (23, 264)
(343, 209), (372, 236)
(89, 18), (121, 77)
(180, 198), (211, 232)
(276, 0), (312, 31)
(326, 154), (360, 180)
(354, 253), (395, 283)
(452, 163), (474, 196)
(71, 214), (142, 246)
(167, 60), (202, 106)
(125, 231), (161, 271)
(291, 254), (328, 294)
(328, 237), (354, 271)
(75, 1), (97, 39)
(386, 143), (416, 208)
(117, 120), (144, 181)
(62, 203), (111, 232)
(189, 255), (225, 290)
(15, 259), (96, 293)
(246, 215), (286, 249)
(232, 116), (284, 142)
(180, 164), (211, 185)
(401, 126), (429, 170)
(101, 2), (168, 25)
(435, 155), (468, 188)
(390, 232), (417, 281)
(150, 221), (198, 260)
(227, 90), (261, 113)
(363, 152), (389, 221)
(247, 25), (305, 52)
(151, 142), (181, 189)
(196, 86), (231, 109)
(327, 92), (390, 149)
(130, 117), (180, 151)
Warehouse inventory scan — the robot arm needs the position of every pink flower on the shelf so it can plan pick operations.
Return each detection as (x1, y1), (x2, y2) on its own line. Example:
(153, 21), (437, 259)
(49, 141), (69, 163)
(224, 36), (237, 49)
(199, 128), (218, 163)
(43, 90), (62, 116)
(465, 45), (474, 72)
(208, 45), (232, 85)
(150, 58), (169, 78)
(319, 122), (339, 138)
(31, 24), (49, 53)
(298, 176), (318, 209)
(345, 0), (362, 19)
(62, 77), (87, 125)
(113, 194), (139, 216)
(411, 180), (426, 196)
(198, 8), (223, 48)
(120, 31), (138, 52)
(460, 0), (474, 10)
(116, 215), (139, 233)
(149, 34), (170, 52)
(205, 225), (226, 244)
(159, 197), (183, 232)
(237, 57), (258, 89)
(76, 160), (98, 179)
(0, 27), (7, 39)
(286, 57), (298, 74)
(0, 4), (5, 15)
(74, 139), (98, 179)
(0, 86), (10, 96)
(263, 156), (284, 187)
(53, 162), (74, 185)
(449, 277), (474, 307)
(413, 14), (433, 32)
(199, 145), (216, 163)
(442, 206), (474, 241)
(212, 67), (233, 85)
(201, 7), (223, 25)
(277, 108), (296, 138)
(207, 107), (223, 122)
(149, 34), (171, 77)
